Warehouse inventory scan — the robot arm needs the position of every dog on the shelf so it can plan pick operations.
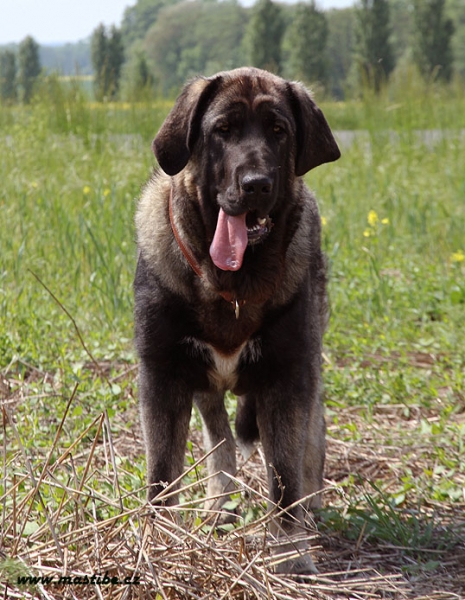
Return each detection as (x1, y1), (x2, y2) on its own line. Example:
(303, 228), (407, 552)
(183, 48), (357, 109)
(134, 67), (340, 575)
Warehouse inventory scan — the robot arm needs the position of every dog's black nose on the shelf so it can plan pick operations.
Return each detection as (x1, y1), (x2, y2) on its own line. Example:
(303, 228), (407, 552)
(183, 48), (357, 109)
(241, 174), (273, 197)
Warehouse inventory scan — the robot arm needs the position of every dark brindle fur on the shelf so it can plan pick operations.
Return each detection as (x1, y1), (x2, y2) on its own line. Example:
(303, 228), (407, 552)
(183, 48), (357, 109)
(134, 67), (340, 574)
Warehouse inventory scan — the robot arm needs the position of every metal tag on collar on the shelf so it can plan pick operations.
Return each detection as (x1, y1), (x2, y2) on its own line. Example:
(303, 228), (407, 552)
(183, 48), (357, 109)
(234, 300), (240, 319)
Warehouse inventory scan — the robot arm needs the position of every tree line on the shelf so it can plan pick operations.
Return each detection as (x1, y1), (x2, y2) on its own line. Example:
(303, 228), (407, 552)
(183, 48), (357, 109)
(0, 36), (41, 104)
(116, 0), (465, 98)
(1, 0), (464, 104)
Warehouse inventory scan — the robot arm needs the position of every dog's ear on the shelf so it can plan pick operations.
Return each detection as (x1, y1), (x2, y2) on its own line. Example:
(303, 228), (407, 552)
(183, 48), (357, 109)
(287, 81), (340, 176)
(152, 76), (222, 176)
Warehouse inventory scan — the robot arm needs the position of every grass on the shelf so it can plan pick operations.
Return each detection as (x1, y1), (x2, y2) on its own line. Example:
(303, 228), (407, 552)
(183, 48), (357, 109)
(1, 77), (465, 598)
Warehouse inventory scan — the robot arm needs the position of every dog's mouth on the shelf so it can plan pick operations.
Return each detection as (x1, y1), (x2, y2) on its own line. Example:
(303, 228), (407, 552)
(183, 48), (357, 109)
(209, 209), (273, 272)
(246, 211), (273, 245)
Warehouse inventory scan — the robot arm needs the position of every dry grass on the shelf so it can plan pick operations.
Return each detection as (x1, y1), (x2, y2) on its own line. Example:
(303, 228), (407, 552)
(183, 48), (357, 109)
(1, 363), (465, 599)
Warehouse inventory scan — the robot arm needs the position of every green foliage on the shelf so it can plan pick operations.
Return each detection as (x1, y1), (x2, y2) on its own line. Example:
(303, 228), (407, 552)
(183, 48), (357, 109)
(0, 49), (17, 104)
(320, 480), (460, 558)
(389, 0), (413, 63)
(107, 26), (125, 98)
(352, 0), (395, 93)
(35, 73), (92, 135)
(449, 0), (465, 77)
(91, 24), (125, 101)
(282, 1), (329, 85)
(135, 54), (151, 90)
(145, 0), (247, 94)
(0, 86), (165, 372)
(121, 50), (156, 101)
(91, 24), (107, 101)
(243, 0), (285, 74)
(4, 0), (465, 101)
(326, 8), (355, 99)
(413, 0), (454, 82)
(121, 0), (179, 47)
(18, 36), (41, 103)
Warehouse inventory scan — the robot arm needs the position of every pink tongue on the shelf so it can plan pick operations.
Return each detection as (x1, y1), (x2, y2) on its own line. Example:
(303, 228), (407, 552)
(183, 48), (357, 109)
(209, 209), (248, 271)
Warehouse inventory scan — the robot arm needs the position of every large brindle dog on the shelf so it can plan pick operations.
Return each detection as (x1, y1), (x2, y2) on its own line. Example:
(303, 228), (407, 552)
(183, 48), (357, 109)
(134, 67), (340, 575)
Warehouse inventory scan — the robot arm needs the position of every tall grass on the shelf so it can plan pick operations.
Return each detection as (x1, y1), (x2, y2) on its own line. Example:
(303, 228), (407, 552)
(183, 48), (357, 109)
(1, 75), (464, 367)
(1, 96), (159, 369)
(310, 72), (465, 362)
(323, 65), (465, 131)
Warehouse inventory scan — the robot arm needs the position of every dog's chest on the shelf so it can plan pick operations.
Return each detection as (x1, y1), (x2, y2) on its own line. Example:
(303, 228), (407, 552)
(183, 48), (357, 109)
(184, 336), (261, 391)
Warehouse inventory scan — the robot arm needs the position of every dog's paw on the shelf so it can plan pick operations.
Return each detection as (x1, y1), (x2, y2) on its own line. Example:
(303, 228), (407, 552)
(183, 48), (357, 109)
(275, 552), (318, 577)
(213, 504), (239, 526)
(270, 530), (318, 579)
(237, 438), (256, 461)
(204, 495), (239, 529)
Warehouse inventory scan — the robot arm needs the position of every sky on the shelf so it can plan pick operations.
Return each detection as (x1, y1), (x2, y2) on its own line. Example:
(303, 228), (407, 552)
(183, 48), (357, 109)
(0, 0), (354, 46)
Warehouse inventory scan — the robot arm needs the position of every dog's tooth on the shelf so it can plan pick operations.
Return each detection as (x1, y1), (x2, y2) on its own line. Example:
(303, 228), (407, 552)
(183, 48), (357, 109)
(258, 217), (267, 226)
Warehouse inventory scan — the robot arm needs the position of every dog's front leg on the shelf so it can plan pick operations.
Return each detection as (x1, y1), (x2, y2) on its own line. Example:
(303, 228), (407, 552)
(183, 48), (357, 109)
(255, 384), (320, 575)
(139, 361), (193, 504)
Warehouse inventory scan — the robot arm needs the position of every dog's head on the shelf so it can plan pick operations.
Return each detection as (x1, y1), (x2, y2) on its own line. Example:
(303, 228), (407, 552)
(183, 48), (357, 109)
(153, 67), (340, 272)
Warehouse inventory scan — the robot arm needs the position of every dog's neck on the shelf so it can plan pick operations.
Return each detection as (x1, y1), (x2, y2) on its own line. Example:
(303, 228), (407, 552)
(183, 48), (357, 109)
(168, 186), (246, 319)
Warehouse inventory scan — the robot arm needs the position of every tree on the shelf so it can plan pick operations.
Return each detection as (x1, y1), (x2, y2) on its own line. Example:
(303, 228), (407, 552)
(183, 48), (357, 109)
(121, 48), (156, 100)
(91, 24), (108, 101)
(121, 0), (179, 47)
(145, 0), (247, 94)
(326, 8), (355, 99)
(107, 26), (125, 99)
(283, 1), (329, 85)
(412, 0), (454, 82)
(389, 0), (414, 64)
(0, 50), (17, 104)
(449, 0), (465, 78)
(91, 24), (125, 101)
(353, 0), (395, 93)
(134, 52), (154, 93)
(243, 0), (285, 74)
(18, 36), (41, 103)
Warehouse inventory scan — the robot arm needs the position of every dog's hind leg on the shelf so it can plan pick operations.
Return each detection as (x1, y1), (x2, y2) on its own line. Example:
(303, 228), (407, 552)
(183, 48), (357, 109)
(235, 394), (259, 460)
(194, 391), (237, 520)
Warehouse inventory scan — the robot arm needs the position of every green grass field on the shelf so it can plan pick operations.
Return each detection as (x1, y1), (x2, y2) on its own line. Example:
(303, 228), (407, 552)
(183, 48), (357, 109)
(1, 79), (464, 598)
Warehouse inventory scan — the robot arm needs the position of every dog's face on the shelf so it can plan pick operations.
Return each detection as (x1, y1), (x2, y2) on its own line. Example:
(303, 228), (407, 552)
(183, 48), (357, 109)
(152, 68), (340, 272)
(201, 78), (296, 270)
(201, 78), (293, 213)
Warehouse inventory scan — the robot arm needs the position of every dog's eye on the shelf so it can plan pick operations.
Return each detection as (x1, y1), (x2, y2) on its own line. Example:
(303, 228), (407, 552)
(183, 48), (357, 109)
(217, 123), (230, 134)
(273, 123), (285, 135)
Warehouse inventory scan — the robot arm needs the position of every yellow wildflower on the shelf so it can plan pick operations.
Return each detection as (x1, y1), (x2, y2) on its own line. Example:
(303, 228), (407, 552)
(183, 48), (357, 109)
(381, 218), (389, 225)
(321, 216), (327, 226)
(451, 250), (465, 263)
(363, 229), (372, 238)
(367, 210), (378, 227)
(103, 188), (111, 197)
(83, 185), (91, 195)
